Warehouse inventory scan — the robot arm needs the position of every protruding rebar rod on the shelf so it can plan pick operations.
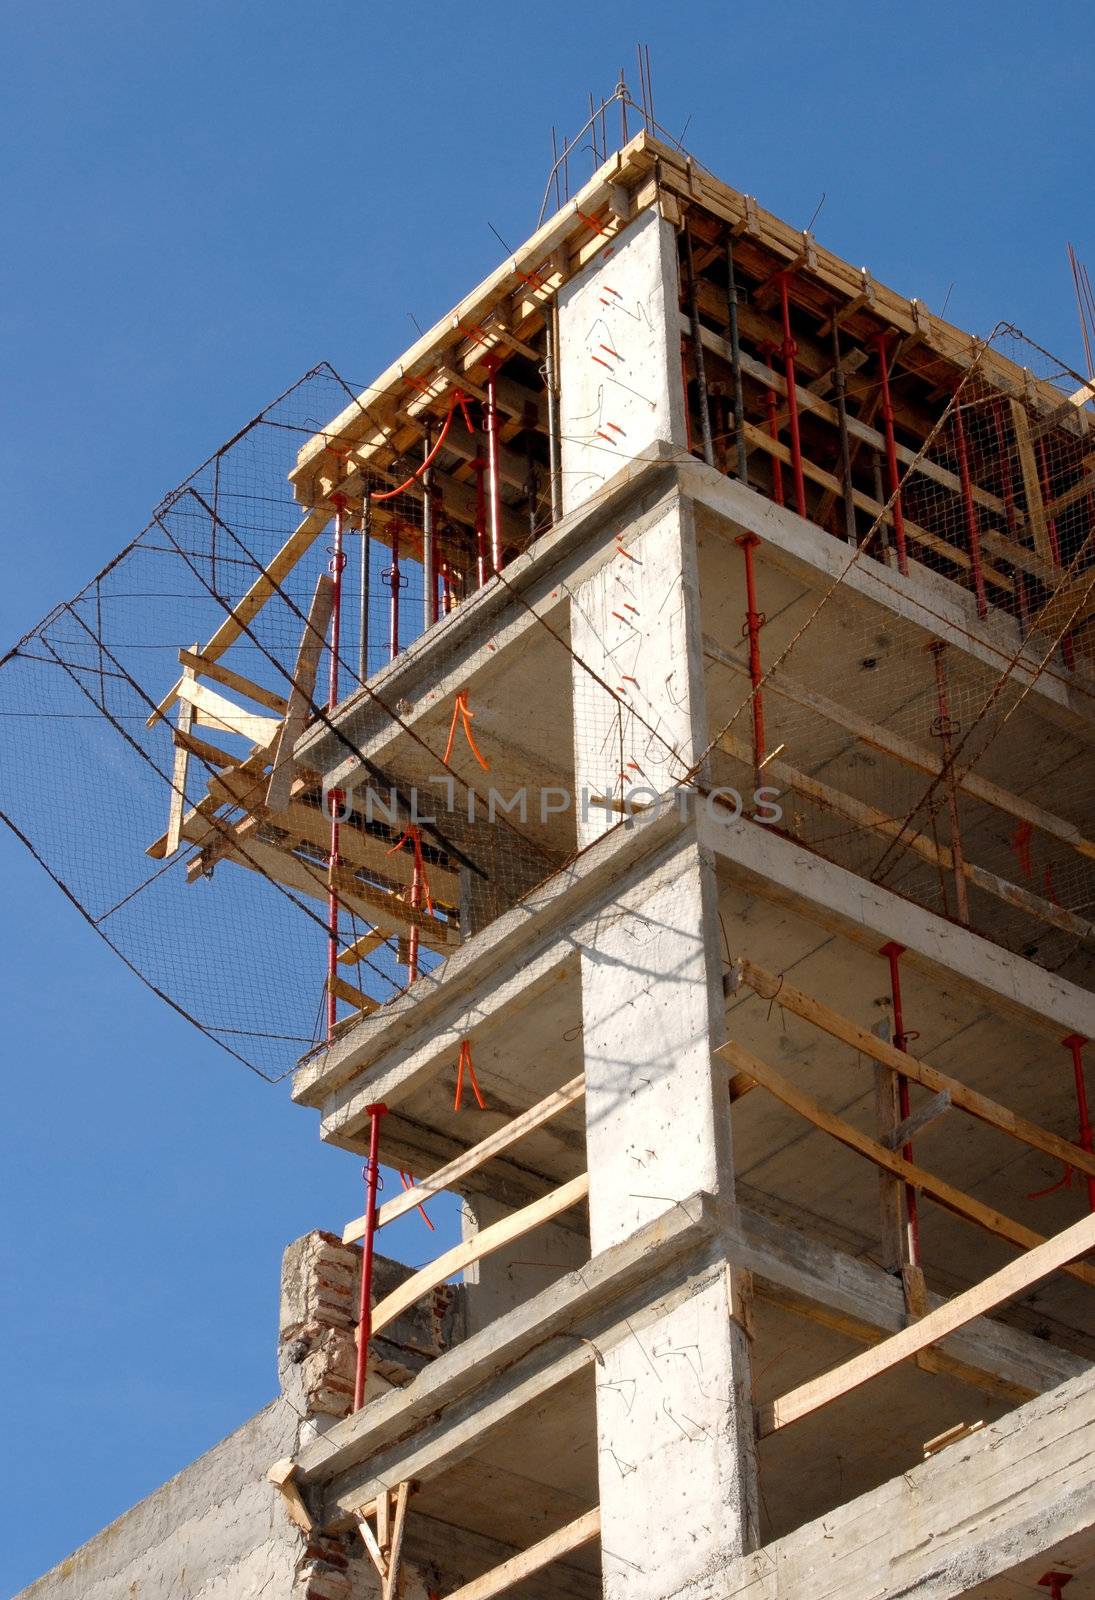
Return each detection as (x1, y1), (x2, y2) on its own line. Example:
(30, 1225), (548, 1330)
(725, 232), (748, 484)
(684, 221), (715, 467)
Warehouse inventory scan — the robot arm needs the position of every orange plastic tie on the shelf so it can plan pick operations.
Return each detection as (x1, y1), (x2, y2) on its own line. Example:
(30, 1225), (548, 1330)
(443, 690), (490, 770)
(454, 1038), (486, 1112)
(399, 1170), (435, 1231)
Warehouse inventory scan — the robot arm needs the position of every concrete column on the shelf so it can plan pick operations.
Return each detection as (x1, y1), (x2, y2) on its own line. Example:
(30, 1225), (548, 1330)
(570, 501), (759, 1596)
(558, 208), (685, 516)
(569, 495), (706, 848)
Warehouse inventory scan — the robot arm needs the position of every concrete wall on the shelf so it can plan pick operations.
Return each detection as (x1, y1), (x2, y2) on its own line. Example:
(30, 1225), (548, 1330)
(15, 1400), (302, 1600)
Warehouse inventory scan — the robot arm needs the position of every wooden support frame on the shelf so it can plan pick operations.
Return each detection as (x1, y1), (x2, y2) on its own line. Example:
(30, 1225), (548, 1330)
(177, 648), (288, 714)
(718, 1036), (1095, 1288)
(344, 1075), (586, 1243)
(164, 645), (198, 856)
(369, 1173), (589, 1338)
(729, 957), (1095, 1184)
(758, 1210), (1095, 1436)
(267, 1457), (314, 1533)
(355, 1480), (413, 1600)
(441, 1508), (600, 1600)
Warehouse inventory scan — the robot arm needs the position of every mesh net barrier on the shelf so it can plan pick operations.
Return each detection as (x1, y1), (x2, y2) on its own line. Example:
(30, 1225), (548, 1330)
(2, 301), (1093, 1088)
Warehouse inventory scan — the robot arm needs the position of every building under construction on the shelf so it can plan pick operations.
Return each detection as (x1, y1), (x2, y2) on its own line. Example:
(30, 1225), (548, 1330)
(8, 113), (1095, 1600)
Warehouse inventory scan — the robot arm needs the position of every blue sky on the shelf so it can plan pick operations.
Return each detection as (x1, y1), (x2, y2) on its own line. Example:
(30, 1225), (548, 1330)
(1, 2), (1092, 1591)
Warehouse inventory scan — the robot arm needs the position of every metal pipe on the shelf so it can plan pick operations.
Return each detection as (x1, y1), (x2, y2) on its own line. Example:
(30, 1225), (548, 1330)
(485, 356), (503, 572)
(952, 398), (988, 619)
(474, 453), (488, 587)
(736, 533), (766, 775)
(684, 221), (715, 467)
(388, 520), (401, 661)
(777, 274), (807, 517)
(422, 426), (435, 632)
(880, 941), (921, 1266)
(873, 333), (908, 575)
(326, 495), (347, 1041)
(831, 322), (857, 544)
(544, 297), (563, 523)
(928, 641), (970, 925)
(1063, 1034), (1095, 1213)
(352, 1102), (388, 1411)
(725, 232), (749, 484)
(357, 496), (371, 683)
(759, 341), (784, 506)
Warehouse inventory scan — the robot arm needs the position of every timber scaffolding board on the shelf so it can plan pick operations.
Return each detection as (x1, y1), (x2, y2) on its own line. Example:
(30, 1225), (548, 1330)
(284, 131), (1094, 656)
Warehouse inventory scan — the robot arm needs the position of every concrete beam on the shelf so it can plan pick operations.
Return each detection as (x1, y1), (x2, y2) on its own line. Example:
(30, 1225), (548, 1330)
(699, 810), (1095, 1041)
(701, 1364), (1095, 1600)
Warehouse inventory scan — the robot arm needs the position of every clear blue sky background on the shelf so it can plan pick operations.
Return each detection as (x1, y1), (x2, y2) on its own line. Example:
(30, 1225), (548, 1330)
(1, 2), (1091, 1592)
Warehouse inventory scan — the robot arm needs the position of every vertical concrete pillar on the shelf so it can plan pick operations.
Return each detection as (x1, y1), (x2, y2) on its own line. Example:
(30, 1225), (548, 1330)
(558, 208), (685, 516)
(570, 503), (759, 1597)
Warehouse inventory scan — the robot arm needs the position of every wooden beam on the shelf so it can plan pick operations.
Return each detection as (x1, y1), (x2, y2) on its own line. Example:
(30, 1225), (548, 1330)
(343, 1075), (587, 1242)
(165, 647), (197, 856)
(883, 1089), (953, 1151)
(370, 1173), (589, 1337)
(441, 1509), (600, 1600)
(1008, 398), (1055, 564)
(703, 635), (1095, 863)
(175, 677), (280, 746)
(759, 1210), (1095, 1435)
(729, 957), (1095, 1183)
(266, 573), (334, 811)
(327, 973), (379, 1017)
(718, 1037), (1095, 1287)
(177, 648), (288, 714)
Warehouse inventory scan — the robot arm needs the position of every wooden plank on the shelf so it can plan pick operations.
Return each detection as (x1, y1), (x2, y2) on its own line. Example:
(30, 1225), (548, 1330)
(150, 505), (330, 724)
(371, 1173), (589, 1337)
(327, 973), (379, 1017)
(718, 1037), (1095, 1287)
(176, 677), (280, 746)
(165, 648), (197, 856)
(442, 1509), (600, 1600)
(730, 957), (1095, 1183)
(755, 1280), (1034, 1409)
(1009, 398), (1054, 564)
(883, 1089), (953, 1151)
(338, 929), (386, 966)
(177, 648), (288, 714)
(172, 726), (236, 768)
(344, 1075), (587, 1242)
(758, 1210), (1095, 1435)
(266, 573), (335, 811)
(382, 1481), (411, 1600)
(703, 636), (1095, 863)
